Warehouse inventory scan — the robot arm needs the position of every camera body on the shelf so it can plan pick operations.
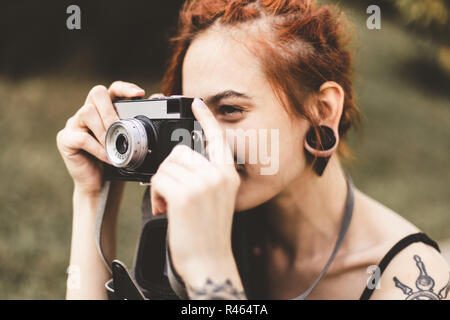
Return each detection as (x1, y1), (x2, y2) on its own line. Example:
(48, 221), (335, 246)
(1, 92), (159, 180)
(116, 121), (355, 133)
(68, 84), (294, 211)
(104, 96), (204, 183)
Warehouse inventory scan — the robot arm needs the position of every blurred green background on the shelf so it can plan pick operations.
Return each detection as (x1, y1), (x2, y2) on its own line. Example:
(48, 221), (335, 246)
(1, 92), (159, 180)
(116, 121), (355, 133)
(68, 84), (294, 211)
(0, 1), (449, 299)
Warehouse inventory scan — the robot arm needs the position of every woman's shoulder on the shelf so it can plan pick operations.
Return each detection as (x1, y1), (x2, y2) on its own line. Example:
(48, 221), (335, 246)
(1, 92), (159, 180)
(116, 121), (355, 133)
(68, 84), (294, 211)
(354, 188), (420, 240)
(368, 239), (449, 300)
(352, 189), (449, 300)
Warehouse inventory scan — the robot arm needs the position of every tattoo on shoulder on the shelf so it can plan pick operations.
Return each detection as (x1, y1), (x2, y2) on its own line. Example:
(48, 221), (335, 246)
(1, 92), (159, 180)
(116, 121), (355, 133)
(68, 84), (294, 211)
(393, 254), (450, 300)
(188, 278), (247, 300)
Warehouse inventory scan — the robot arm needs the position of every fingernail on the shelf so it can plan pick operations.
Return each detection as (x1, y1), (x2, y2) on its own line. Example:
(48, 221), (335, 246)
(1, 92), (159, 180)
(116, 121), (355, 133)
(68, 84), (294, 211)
(132, 88), (145, 95)
(193, 98), (206, 109)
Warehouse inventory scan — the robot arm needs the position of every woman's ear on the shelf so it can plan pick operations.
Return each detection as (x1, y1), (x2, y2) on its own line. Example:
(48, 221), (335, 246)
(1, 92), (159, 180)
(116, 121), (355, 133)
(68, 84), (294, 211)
(317, 81), (345, 134)
(302, 81), (344, 176)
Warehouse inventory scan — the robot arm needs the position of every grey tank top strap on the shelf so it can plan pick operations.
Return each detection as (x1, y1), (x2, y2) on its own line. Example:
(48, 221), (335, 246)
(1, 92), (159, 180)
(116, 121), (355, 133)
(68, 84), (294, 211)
(292, 176), (355, 300)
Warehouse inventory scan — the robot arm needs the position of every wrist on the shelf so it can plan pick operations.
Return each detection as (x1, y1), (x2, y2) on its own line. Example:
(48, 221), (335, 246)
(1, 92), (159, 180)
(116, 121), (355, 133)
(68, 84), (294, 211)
(72, 181), (124, 216)
(73, 183), (102, 201)
(181, 254), (246, 300)
(72, 184), (103, 224)
(180, 250), (240, 286)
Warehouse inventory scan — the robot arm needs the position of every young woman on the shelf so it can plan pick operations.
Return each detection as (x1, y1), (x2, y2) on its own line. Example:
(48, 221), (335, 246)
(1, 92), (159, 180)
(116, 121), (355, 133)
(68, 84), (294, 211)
(57, 0), (449, 300)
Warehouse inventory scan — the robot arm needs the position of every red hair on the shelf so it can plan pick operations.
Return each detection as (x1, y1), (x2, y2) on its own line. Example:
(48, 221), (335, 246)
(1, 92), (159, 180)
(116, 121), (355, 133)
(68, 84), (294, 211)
(161, 0), (360, 156)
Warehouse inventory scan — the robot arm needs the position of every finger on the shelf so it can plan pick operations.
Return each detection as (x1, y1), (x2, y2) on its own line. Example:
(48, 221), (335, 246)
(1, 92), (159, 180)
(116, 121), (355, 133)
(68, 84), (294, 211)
(165, 144), (237, 188)
(74, 104), (106, 146)
(191, 98), (234, 167)
(165, 144), (210, 170)
(150, 186), (167, 216)
(149, 93), (166, 99)
(85, 85), (119, 130)
(150, 173), (182, 215)
(108, 81), (145, 100)
(61, 130), (109, 163)
(157, 160), (199, 186)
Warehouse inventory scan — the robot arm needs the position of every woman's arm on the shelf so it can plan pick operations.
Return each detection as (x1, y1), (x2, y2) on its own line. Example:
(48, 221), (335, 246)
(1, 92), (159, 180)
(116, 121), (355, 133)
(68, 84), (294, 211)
(57, 81), (147, 299)
(66, 181), (124, 300)
(182, 256), (247, 300)
(370, 242), (450, 300)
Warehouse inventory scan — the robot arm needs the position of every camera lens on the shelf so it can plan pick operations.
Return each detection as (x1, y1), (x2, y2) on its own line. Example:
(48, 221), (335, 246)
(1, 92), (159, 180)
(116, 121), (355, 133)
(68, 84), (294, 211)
(105, 119), (151, 169)
(115, 134), (129, 155)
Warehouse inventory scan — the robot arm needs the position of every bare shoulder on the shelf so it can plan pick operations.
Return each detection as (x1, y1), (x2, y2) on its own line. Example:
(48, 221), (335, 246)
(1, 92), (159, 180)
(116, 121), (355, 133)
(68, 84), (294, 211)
(343, 189), (421, 265)
(332, 188), (448, 300)
(370, 241), (450, 300)
(350, 189), (449, 300)
(353, 189), (421, 243)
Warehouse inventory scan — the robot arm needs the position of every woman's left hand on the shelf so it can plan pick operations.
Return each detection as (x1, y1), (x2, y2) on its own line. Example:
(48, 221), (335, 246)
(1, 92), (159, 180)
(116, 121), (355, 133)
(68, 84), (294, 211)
(150, 98), (243, 291)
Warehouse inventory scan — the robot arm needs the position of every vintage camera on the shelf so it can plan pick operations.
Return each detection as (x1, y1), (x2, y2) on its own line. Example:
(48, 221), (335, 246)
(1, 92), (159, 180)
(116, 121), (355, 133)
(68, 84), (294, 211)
(104, 96), (205, 183)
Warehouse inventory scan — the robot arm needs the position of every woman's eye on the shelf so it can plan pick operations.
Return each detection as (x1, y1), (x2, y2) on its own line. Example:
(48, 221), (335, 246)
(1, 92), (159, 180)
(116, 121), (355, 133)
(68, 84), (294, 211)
(218, 105), (243, 116)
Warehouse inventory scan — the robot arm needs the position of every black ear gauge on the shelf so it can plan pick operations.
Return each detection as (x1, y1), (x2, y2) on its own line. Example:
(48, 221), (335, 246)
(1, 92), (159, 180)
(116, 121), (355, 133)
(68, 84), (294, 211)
(304, 125), (339, 176)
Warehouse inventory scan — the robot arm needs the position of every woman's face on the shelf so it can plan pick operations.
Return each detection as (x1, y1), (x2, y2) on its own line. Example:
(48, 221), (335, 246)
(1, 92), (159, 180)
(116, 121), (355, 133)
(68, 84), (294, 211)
(182, 27), (311, 211)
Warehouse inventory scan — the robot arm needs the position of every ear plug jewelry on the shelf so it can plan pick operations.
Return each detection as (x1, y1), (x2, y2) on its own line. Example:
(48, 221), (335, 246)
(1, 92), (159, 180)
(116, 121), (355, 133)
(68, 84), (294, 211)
(304, 125), (339, 176)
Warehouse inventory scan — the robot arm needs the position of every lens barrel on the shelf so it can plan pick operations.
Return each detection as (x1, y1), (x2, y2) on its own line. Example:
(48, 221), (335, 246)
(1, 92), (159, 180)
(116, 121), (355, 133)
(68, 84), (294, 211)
(105, 118), (151, 169)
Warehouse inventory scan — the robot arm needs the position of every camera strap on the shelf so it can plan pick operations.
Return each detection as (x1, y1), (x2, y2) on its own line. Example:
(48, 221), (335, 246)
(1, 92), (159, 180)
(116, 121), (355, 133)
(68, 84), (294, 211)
(95, 181), (178, 299)
(95, 180), (147, 299)
(95, 180), (113, 274)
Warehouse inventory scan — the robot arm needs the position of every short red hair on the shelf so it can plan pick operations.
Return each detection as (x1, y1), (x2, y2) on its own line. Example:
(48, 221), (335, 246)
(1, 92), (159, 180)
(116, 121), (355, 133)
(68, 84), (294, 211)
(161, 0), (360, 156)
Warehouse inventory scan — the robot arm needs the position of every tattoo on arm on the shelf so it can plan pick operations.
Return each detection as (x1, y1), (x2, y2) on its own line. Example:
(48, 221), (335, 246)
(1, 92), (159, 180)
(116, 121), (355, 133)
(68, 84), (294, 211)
(393, 254), (450, 300)
(188, 279), (247, 300)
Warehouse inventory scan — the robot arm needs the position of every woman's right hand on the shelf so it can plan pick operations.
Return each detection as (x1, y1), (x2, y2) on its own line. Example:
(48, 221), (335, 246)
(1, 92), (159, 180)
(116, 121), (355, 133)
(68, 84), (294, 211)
(56, 81), (146, 196)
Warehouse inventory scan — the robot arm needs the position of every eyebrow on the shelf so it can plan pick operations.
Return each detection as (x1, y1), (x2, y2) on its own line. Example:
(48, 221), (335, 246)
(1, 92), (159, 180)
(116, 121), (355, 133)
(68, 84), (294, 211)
(205, 90), (251, 105)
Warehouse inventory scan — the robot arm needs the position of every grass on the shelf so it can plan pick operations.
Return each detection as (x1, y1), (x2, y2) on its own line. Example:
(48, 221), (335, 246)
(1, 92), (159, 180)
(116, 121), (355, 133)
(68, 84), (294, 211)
(0, 4), (448, 299)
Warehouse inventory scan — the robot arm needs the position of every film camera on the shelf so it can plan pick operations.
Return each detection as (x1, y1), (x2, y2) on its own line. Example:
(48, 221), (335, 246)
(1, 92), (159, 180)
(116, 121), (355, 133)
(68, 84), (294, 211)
(104, 96), (205, 183)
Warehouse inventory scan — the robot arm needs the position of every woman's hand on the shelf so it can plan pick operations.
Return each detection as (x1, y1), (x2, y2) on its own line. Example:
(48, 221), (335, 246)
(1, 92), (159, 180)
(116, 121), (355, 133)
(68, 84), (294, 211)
(59, 81), (153, 299)
(56, 81), (146, 196)
(150, 98), (243, 294)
